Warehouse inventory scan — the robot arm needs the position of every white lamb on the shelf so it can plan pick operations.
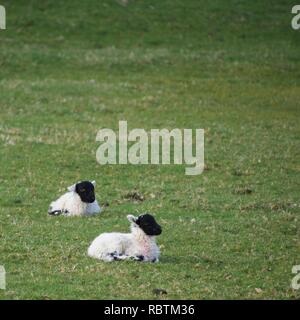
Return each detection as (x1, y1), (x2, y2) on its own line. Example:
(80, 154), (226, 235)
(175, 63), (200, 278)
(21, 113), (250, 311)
(48, 180), (101, 217)
(88, 214), (162, 262)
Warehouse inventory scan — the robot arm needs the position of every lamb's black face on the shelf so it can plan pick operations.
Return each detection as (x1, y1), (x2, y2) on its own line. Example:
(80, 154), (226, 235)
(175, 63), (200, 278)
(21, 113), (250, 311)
(75, 181), (95, 203)
(136, 214), (162, 236)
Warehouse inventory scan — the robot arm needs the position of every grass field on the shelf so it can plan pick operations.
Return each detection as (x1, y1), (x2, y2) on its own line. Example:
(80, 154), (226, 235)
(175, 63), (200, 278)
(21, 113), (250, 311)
(0, 0), (300, 299)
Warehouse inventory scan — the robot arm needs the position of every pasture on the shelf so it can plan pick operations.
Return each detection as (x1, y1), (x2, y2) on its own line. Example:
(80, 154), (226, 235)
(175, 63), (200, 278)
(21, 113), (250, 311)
(0, 0), (299, 299)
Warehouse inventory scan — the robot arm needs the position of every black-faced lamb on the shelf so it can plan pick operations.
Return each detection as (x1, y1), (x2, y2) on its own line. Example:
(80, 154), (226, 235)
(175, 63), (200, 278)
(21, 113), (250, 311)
(87, 213), (162, 262)
(48, 180), (101, 217)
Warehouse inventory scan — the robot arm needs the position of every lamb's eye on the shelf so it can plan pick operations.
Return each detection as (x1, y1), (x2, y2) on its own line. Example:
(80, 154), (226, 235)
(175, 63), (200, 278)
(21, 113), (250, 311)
(80, 189), (85, 193)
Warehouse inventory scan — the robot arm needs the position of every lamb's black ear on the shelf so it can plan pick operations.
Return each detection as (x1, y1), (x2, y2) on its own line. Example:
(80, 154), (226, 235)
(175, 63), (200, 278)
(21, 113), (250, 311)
(135, 214), (145, 225)
(127, 215), (137, 223)
(67, 183), (77, 192)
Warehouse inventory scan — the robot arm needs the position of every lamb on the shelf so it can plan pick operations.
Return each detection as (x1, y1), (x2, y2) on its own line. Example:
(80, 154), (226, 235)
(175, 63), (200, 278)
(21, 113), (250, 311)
(87, 213), (162, 262)
(48, 180), (101, 217)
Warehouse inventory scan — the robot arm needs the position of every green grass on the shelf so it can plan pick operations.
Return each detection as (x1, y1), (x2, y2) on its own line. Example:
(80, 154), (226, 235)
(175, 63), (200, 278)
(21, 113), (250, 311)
(0, 0), (300, 299)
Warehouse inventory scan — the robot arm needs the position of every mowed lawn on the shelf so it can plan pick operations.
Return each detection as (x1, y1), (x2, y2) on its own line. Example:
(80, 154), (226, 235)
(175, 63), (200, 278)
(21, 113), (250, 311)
(0, 0), (300, 299)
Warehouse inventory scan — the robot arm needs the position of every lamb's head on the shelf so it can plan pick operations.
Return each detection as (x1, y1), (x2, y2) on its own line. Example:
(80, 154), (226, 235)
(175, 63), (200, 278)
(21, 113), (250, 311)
(68, 180), (96, 203)
(127, 213), (162, 236)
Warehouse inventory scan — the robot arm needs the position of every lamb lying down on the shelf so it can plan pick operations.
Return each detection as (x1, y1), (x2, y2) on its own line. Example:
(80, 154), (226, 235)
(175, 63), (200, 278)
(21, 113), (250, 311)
(88, 214), (162, 262)
(48, 180), (101, 217)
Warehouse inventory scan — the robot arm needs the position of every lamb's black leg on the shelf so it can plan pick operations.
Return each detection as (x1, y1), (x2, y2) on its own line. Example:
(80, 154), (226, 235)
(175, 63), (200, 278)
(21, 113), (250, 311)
(48, 209), (69, 216)
(133, 255), (145, 262)
(109, 253), (145, 262)
(48, 210), (63, 216)
(109, 252), (126, 261)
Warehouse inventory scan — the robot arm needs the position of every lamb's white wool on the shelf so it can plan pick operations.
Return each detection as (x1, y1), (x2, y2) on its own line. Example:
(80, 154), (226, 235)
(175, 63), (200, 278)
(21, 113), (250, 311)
(48, 181), (101, 217)
(49, 192), (101, 216)
(88, 214), (161, 262)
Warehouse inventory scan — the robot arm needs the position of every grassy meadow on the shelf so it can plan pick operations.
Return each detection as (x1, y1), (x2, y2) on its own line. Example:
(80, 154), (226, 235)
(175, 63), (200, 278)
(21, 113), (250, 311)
(0, 0), (300, 299)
